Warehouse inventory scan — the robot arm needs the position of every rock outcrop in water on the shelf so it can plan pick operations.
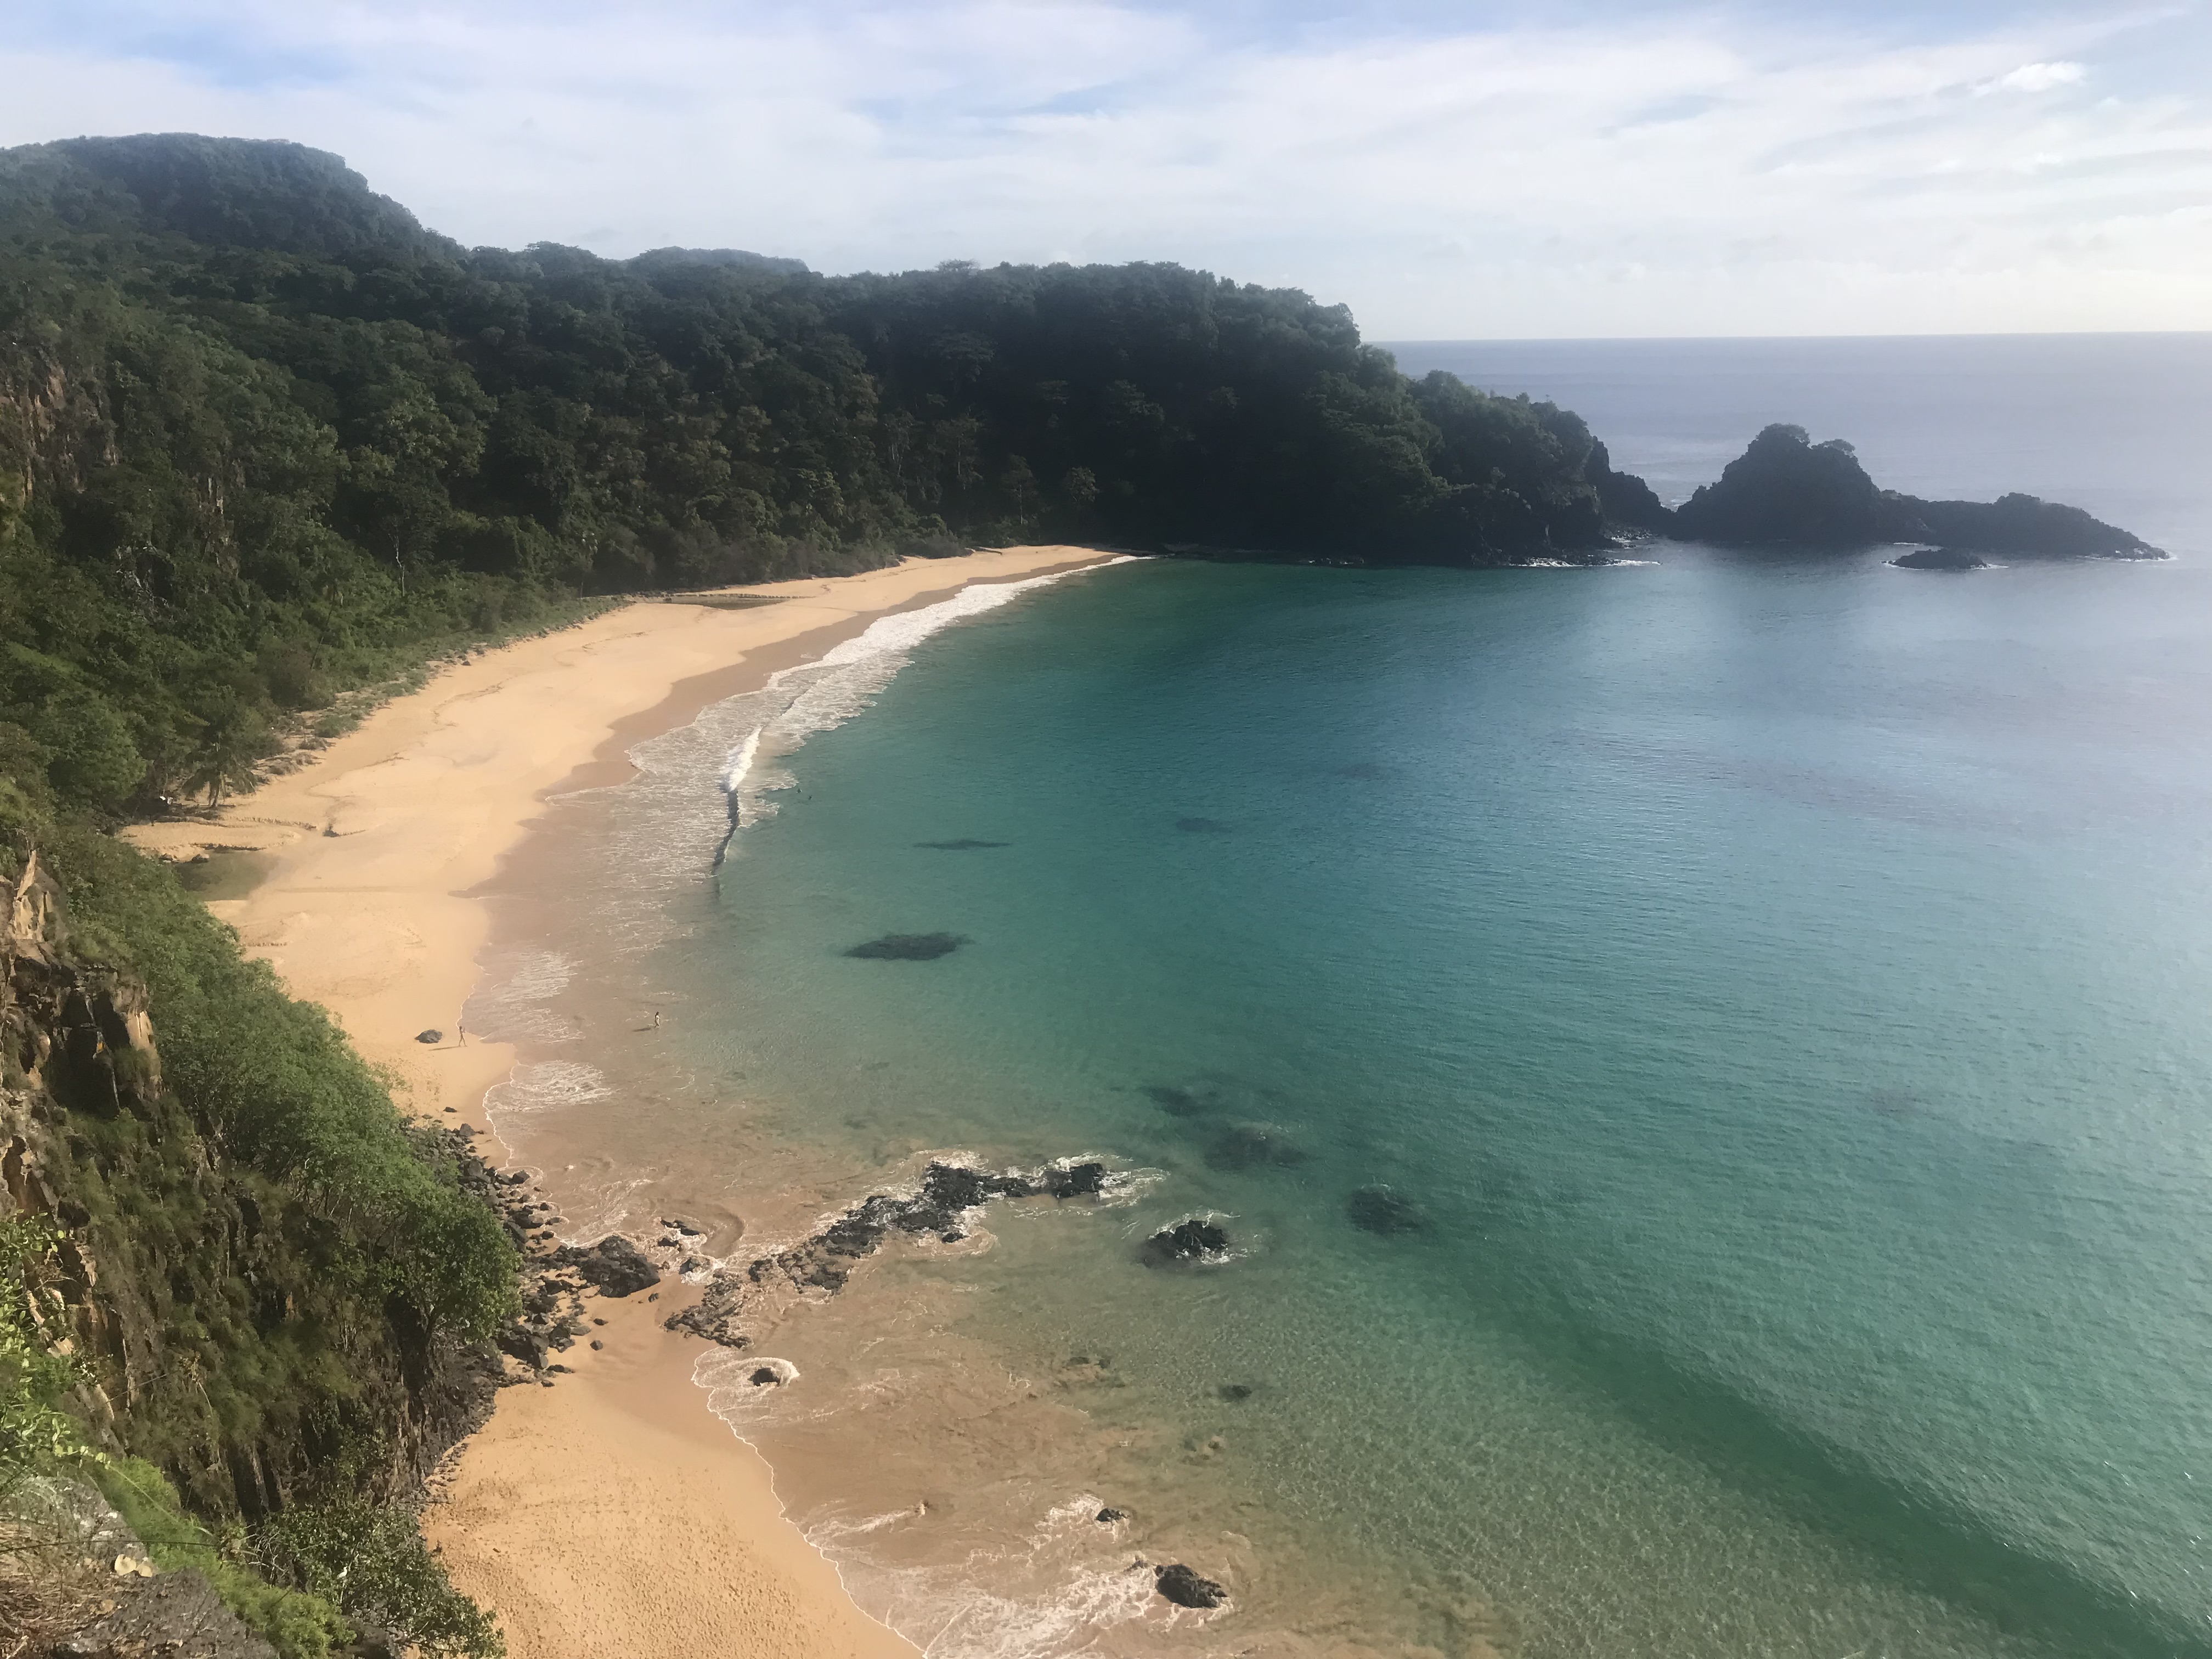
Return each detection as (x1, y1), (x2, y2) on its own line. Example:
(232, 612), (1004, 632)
(667, 1159), (1116, 1348)
(1892, 547), (1990, 571)
(1670, 424), (2160, 557)
(1143, 1218), (1231, 1265)
(1154, 1562), (1230, 1608)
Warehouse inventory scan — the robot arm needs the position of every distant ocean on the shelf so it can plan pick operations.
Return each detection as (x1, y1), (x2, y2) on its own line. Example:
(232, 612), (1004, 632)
(478, 334), (2212, 1657)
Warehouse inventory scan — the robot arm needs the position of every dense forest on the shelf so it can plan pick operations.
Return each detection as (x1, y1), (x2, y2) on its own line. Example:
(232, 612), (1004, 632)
(0, 132), (1661, 828)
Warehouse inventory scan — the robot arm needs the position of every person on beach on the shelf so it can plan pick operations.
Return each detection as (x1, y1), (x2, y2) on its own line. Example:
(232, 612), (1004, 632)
(456, 1014), (467, 1045)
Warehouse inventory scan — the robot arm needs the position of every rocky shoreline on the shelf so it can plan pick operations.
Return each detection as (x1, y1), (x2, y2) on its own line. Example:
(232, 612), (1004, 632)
(667, 1158), (1112, 1351)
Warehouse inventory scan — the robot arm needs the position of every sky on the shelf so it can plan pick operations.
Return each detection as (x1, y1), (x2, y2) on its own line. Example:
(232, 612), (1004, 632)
(3, 0), (2207, 338)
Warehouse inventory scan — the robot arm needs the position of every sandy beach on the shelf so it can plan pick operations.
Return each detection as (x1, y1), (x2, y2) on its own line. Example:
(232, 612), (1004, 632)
(125, 546), (1120, 1658)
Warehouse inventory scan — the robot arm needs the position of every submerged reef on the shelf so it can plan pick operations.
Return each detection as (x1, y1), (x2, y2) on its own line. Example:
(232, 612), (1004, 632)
(845, 931), (967, 960)
(1203, 1122), (1309, 1172)
(1347, 1184), (1428, 1236)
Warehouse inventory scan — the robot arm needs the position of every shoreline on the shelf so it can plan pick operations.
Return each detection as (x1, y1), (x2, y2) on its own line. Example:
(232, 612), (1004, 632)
(123, 546), (1123, 1658)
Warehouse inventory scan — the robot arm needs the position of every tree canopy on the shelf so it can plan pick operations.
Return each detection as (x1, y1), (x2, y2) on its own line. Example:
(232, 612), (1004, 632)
(1, 133), (1654, 820)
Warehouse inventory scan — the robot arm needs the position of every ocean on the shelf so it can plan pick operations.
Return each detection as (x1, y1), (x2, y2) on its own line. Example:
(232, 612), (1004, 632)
(474, 332), (2212, 1657)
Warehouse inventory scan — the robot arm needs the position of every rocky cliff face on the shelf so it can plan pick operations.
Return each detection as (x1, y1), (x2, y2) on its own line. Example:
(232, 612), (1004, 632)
(2, 848), (497, 1519)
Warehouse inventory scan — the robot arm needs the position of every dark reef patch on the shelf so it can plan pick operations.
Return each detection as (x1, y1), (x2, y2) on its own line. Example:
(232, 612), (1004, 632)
(1217, 1382), (1256, 1402)
(1347, 1183), (1427, 1236)
(845, 932), (967, 960)
(1204, 1122), (1308, 1172)
(915, 838), (1010, 849)
(1143, 1083), (1211, 1118)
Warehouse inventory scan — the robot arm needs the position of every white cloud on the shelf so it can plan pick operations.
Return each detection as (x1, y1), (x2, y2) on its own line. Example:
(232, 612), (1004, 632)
(0, 2), (2204, 336)
(1980, 60), (2091, 94)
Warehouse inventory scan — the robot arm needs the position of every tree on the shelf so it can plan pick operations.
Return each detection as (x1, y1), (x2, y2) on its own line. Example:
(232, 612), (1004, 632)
(180, 703), (268, 808)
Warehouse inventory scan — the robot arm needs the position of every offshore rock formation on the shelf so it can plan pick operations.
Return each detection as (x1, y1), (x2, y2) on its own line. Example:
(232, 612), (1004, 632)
(1892, 548), (1991, 571)
(1671, 425), (2160, 557)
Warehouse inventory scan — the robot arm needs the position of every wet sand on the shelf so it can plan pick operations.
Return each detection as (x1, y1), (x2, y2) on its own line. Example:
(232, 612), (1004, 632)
(123, 547), (1120, 1659)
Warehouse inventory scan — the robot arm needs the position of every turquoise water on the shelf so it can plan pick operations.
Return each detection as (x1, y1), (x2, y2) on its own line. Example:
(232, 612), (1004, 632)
(483, 336), (2212, 1656)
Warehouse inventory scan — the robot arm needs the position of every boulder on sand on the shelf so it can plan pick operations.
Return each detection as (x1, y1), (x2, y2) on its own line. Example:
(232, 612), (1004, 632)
(550, 1235), (661, 1297)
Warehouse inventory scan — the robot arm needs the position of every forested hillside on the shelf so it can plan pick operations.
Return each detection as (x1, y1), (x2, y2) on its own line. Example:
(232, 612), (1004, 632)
(0, 133), (1655, 825)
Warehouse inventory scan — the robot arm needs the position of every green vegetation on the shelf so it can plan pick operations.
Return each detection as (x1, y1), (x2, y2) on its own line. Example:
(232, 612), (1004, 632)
(1, 132), (1643, 821)
(92, 1458), (354, 1658)
(4, 799), (507, 1655)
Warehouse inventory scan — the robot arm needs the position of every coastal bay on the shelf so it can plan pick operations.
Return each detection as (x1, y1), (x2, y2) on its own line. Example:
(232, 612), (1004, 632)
(121, 546), (1116, 1658)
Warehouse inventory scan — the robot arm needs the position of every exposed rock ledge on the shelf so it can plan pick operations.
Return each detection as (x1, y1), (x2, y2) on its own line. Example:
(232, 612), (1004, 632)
(667, 1159), (1110, 1349)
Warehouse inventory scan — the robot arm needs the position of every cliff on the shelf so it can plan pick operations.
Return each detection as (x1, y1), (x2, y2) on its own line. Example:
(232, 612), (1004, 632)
(2, 816), (510, 1656)
(2, 848), (499, 1515)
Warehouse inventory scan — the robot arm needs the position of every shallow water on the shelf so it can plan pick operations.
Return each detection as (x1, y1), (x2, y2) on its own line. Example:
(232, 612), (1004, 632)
(473, 335), (2212, 1657)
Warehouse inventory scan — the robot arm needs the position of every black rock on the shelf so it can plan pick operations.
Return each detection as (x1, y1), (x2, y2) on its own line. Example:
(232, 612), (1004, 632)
(1154, 1562), (1229, 1609)
(1347, 1183), (1427, 1236)
(750, 1366), (780, 1386)
(1892, 546), (1989, 571)
(496, 1325), (549, 1368)
(415, 1029), (442, 1044)
(549, 1235), (662, 1297)
(1204, 1122), (1307, 1172)
(1144, 1219), (1229, 1265)
(501, 1170), (529, 1185)
(845, 932), (966, 960)
(916, 839), (1009, 849)
(1096, 1506), (1128, 1523)
(1044, 1160), (1108, 1198)
(1174, 816), (1231, 833)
